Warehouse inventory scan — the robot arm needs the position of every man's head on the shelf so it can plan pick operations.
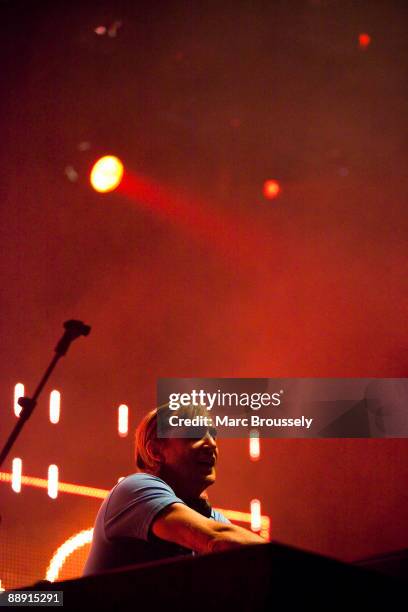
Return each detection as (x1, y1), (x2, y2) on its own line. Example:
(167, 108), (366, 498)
(135, 404), (218, 499)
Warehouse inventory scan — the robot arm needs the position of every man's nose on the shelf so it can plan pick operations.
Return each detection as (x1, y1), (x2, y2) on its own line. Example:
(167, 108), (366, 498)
(203, 432), (217, 448)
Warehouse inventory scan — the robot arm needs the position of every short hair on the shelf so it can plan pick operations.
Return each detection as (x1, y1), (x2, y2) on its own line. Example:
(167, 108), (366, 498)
(134, 403), (212, 474)
(134, 407), (162, 474)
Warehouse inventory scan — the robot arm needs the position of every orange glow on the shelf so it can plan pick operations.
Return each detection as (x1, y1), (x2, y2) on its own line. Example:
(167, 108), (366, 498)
(47, 465), (59, 499)
(1, 471), (109, 499)
(118, 404), (129, 437)
(11, 458), (22, 493)
(90, 155), (124, 193)
(250, 499), (262, 532)
(217, 506), (270, 540)
(249, 429), (261, 460)
(49, 390), (61, 424)
(263, 179), (281, 199)
(14, 383), (24, 417)
(359, 33), (371, 49)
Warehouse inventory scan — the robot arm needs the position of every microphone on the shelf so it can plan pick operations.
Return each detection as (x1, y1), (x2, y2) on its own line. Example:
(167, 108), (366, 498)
(55, 320), (91, 356)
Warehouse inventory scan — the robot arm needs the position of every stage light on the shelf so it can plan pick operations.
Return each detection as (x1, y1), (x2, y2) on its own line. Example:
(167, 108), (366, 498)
(118, 404), (129, 437)
(48, 465), (59, 499)
(250, 499), (262, 532)
(90, 155), (124, 193)
(64, 165), (78, 183)
(14, 383), (24, 417)
(0, 471), (109, 499)
(249, 429), (261, 460)
(263, 179), (281, 200)
(49, 390), (61, 424)
(46, 528), (94, 582)
(94, 26), (107, 36)
(359, 33), (371, 49)
(11, 458), (22, 493)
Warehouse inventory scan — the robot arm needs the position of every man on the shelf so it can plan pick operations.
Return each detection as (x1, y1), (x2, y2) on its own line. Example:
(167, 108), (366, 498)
(83, 404), (265, 575)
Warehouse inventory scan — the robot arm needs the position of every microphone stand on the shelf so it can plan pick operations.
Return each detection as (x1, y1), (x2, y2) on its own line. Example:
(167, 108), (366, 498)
(0, 320), (91, 470)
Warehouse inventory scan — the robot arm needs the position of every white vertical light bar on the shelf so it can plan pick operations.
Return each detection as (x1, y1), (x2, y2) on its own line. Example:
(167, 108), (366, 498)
(249, 429), (260, 460)
(49, 390), (61, 424)
(11, 458), (22, 493)
(14, 383), (24, 417)
(250, 499), (262, 532)
(48, 465), (59, 499)
(118, 404), (129, 437)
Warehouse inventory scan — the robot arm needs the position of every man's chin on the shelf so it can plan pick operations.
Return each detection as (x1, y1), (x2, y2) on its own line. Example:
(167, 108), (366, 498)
(193, 465), (216, 489)
(203, 470), (216, 485)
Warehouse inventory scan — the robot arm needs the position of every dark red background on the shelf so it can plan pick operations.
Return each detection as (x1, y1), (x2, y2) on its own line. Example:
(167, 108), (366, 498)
(0, 0), (407, 587)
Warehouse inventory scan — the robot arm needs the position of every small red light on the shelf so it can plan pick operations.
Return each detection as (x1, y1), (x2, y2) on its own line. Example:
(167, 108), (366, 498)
(359, 33), (371, 49)
(263, 180), (281, 200)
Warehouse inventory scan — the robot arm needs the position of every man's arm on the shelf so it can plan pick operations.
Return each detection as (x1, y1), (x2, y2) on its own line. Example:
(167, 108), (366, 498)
(151, 502), (266, 553)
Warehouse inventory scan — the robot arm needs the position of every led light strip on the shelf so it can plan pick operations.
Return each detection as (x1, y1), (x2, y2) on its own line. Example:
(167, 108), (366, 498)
(0, 472), (107, 499)
(249, 428), (261, 460)
(49, 390), (61, 424)
(0, 471), (270, 538)
(118, 404), (129, 437)
(13, 383), (24, 417)
(45, 528), (94, 582)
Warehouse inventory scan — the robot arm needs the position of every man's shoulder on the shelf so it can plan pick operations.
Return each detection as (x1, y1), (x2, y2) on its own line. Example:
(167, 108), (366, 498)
(113, 472), (176, 495)
(119, 472), (165, 485)
(102, 472), (185, 543)
(105, 472), (181, 519)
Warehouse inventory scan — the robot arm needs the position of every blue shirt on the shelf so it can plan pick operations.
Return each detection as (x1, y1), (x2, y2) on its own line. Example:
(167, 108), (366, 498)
(83, 473), (229, 575)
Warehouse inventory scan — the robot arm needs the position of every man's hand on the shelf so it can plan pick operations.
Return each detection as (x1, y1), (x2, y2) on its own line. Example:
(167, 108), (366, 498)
(151, 503), (266, 554)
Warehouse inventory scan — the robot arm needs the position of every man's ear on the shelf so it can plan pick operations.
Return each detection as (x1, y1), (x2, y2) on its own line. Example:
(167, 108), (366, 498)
(146, 439), (163, 464)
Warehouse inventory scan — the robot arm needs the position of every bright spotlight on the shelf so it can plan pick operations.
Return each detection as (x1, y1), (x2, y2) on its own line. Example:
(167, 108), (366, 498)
(90, 155), (124, 193)
(263, 179), (281, 200)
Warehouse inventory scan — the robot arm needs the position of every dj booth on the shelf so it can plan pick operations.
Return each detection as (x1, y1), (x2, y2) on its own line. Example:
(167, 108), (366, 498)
(8, 542), (406, 610)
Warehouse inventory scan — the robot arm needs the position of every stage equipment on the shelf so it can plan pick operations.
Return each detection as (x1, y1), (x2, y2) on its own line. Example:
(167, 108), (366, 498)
(9, 542), (405, 611)
(0, 320), (91, 470)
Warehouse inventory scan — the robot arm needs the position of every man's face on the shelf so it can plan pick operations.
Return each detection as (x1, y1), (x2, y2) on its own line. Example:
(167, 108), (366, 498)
(159, 429), (218, 496)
